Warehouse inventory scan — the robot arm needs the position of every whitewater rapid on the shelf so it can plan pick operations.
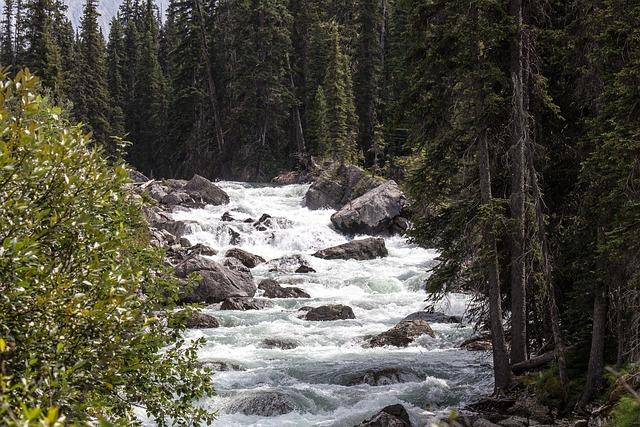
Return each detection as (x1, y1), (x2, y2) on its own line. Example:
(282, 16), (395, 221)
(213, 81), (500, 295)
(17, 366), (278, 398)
(171, 182), (492, 426)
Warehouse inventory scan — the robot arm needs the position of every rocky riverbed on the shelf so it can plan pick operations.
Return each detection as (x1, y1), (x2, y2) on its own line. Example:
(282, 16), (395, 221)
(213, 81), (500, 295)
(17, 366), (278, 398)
(131, 168), (504, 426)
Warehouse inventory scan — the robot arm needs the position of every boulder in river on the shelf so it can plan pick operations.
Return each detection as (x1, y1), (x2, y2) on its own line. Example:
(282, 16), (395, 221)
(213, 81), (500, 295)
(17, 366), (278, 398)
(355, 404), (413, 427)
(221, 211), (235, 222)
(175, 256), (256, 304)
(182, 311), (220, 329)
(346, 367), (421, 386)
(261, 338), (300, 350)
(258, 279), (310, 298)
(225, 247), (266, 268)
(226, 391), (299, 416)
(220, 297), (274, 311)
(368, 319), (434, 347)
(402, 311), (462, 324)
(331, 181), (406, 235)
(304, 164), (383, 210)
(313, 238), (388, 261)
(304, 304), (355, 321)
(183, 174), (230, 206)
(267, 254), (315, 273)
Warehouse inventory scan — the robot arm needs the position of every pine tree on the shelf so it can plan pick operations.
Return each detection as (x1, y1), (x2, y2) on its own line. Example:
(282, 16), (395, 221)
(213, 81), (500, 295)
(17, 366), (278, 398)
(106, 16), (126, 137)
(354, 0), (384, 166)
(76, 0), (112, 147)
(322, 21), (357, 163)
(307, 86), (328, 155)
(20, 0), (64, 97)
(1, 0), (14, 66)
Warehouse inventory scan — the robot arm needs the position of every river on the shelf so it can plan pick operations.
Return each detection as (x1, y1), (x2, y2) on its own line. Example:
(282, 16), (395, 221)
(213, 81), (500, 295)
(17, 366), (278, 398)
(170, 182), (492, 426)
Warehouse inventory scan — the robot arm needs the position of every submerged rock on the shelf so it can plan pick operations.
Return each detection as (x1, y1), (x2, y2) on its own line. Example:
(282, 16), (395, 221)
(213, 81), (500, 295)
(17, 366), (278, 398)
(261, 338), (300, 350)
(220, 297), (273, 311)
(368, 320), (435, 348)
(402, 311), (462, 324)
(175, 256), (256, 304)
(346, 367), (421, 386)
(225, 248), (266, 268)
(226, 391), (298, 416)
(304, 164), (383, 210)
(355, 404), (413, 427)
(305, 304), (355, 321)
(331, 181), (406, 235)
(313, 238), (388, 261)
(221, 211), (235, 222)
(258, 279), (310, 298)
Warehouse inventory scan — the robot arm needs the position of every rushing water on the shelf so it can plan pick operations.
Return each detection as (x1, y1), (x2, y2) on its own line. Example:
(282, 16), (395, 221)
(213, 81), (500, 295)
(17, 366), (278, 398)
(170, 182), (492, 426)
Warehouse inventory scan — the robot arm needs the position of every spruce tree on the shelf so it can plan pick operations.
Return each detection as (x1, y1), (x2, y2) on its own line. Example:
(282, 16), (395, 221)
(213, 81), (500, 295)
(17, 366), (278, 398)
(322, 21), (357, 163)
(76, 0), (112, 148)
(1, 0), (14, 66)
(106, 16), (126, 137)
(307, 86), (328, 155)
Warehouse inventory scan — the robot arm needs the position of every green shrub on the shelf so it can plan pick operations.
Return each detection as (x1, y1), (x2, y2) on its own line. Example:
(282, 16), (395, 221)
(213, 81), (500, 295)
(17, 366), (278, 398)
(607, 396), (640, 427)
(0, 70), (215, 425)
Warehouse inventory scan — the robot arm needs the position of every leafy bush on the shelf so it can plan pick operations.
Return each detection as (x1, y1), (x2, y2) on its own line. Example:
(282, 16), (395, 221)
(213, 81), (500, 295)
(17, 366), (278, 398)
(0, 70), (215, 425)
(607, 396), (640, 427)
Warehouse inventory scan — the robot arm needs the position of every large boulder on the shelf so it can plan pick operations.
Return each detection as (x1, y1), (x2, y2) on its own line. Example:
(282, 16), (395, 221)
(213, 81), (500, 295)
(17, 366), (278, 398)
(220, 297), (273, 311)
(225, 248), (266, 268)
(313, 238), (388, 261)
(304, 304), (355, 321)
(331, 181), (406, 235)
(183, 174), (230, 206)
(355, 404), (413, 427)
(304, 164), (383, 210)
(226, 391), (299, 416)
(402, 311), (462, 324)
(175, 256), (256, 303)
(368, 320), (435, 348)
(258, 279), (310, 298)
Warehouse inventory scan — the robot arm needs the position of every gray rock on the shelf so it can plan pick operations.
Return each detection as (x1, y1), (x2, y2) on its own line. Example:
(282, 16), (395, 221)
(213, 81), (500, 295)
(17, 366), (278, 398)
(128, 169), (149, 183)
(498, 416), (539, 427)
(202, 360), (244, 371)
(225, 248), (266, 268)
(261, 338), (299, 350)
(223, 257), (252, 274)
(368, 320), (435, 348)
(221, 211), (235, 222)
(402, 311), (461, 324)
(175, 256), (256, 303)
(160, 219), (197, 239)
(147, 182), (169, 202)
(183, 174), (230, 206)
(305, 304), (355, 321)
(295, 265), (316, 273)
(228, 227), (241, 245)
(183, 311), (220, 329)
(313, 238), (388, 261)
(474, 420), (502, 427)
(355, 404), (413, 427)
(187, 243), (218, 256)
(267, 255), (314, 273)
(161, 191), (191, 206)
(226, 391), (298, 416)
(258, 279), (310, 298)
(346, 368), (421, 386)
(220, 297), (273, 311)
(304, 164), (383, 210)
(331, 181), (406, 235)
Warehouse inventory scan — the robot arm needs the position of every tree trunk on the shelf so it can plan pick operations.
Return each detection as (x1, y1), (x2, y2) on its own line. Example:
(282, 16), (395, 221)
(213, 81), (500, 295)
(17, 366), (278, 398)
(509, 0), (528, 366)
(579, 279), (608, 406)
(286, 53), (306, 159)
(194, 0), (225, 155)
(479, 130), (513, 392)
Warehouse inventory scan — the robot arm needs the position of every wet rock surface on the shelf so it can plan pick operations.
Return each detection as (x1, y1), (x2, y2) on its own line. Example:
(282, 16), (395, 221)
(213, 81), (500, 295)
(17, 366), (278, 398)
(258, 279), (310, 298)
(304, 304), (356, 321)
(220, 296), (274, 311)
(355, 404), (413, 427)
(313, 237), (388, 261)
(368, 319), (435, 348)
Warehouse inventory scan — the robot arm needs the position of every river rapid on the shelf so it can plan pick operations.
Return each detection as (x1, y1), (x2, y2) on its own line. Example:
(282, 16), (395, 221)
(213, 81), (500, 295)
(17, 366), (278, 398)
(170, 182), (492, 426)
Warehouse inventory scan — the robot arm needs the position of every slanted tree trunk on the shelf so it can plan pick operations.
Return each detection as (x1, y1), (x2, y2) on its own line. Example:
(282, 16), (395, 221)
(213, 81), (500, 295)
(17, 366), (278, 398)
(479, 130), (513, 392)
(509, 0), (528, 366)
(579, 276), (608, 407)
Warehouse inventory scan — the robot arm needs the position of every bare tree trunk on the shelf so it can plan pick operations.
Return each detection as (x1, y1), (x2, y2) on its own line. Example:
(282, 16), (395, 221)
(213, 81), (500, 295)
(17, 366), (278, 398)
(509, 0), (528, 366)
(579, 272), (608, 407)
(194, 0), (225, 154)
(479, 130), (513, 392)
(286, 53), (306, 158)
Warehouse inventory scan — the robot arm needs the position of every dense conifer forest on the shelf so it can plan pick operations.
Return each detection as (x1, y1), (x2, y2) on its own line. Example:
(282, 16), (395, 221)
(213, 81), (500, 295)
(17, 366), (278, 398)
(0, 0), (639, 425)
